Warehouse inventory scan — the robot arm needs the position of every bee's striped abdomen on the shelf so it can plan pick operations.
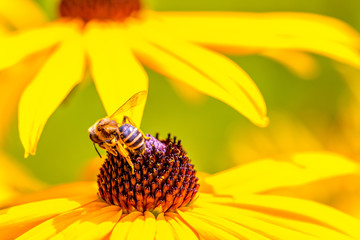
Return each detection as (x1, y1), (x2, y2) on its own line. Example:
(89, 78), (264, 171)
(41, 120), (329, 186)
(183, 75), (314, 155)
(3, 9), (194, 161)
(119, 124), (134, 139)
(119, 124), (145, 152)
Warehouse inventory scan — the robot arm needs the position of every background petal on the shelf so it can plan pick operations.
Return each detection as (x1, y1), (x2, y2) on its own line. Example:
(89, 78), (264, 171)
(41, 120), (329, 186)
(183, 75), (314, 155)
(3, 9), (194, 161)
(128, 23), (268, 127)
(0, 0), (46, 28)
(86, 22), (148, 127)
(18, 33), (85, 157)
(156, 12), (360, 68)
(0, 151), (45, 208)
(204, 151), (358, 195)
(261, 50), (319, 79)
(335, 64), (360, 102)
(167, 80), (207, 105)
(0, 51), (50, 144)
(0, 21), (79, 71)
(4, 182), (97, 207)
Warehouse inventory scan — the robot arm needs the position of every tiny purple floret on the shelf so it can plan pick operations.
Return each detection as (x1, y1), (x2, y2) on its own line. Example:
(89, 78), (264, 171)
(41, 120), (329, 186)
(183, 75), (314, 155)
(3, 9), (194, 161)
(144, 134), (166, 154)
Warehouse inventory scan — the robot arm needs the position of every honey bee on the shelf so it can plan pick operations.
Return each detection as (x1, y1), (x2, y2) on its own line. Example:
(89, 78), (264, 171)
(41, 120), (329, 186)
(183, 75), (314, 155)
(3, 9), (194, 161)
(88, 91), (149, 174)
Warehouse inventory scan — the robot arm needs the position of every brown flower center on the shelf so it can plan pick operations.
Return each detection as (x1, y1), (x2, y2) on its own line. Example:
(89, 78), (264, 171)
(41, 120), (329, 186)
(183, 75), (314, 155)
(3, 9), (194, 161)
(97, 134), (200, 214)
(59, 0), (141, 22)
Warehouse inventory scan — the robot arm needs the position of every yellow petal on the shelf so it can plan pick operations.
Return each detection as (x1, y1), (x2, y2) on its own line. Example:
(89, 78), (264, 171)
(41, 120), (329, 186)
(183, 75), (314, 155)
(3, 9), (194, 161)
(52, 205), (122, 240)
(17, 206), (85, 240)
(0, 197), (91, 239)
(229, 194), (360, 240)
(0, 49), (51, 144)
(0, 0), (47, 28)
(164, 212), (200, 240)
(144, 211), (157, 239)
(0, 21), (79, 71)
(16, 201), (111, 239)
(126, 214), (146, 240)
(189, 205), (309, 240)
(110, 211), (143, 240)
(196, 200), (351, 240)
(86, 22), (148, 127)
(177, 210), (240, 240)
(205, 152), (358, 195)
(155, 213), (176, 240)
(126, 211), (156, 240)
(234, 205), (355, 240)
(262, 50), (319, 79)
(156, 11), (360, 68)
(18, 32), (85, 157)
(128, 23), (268, 127)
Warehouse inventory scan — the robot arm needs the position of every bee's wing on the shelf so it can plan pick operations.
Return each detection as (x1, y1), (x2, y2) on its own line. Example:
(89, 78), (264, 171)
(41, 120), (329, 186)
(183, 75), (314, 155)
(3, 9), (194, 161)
(109, 91), (148, 124)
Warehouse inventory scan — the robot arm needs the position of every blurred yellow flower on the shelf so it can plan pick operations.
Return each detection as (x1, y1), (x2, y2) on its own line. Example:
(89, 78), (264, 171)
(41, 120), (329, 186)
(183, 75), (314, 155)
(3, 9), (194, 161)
(229, 71), (360, 217)
(0, 152), (45, 207)
(0, 95), (45, 207)
(1, 150), (359, 239)
(1, 0), (360, 157)
(0, 13), (47, 205)
(0, 0), (46, 29)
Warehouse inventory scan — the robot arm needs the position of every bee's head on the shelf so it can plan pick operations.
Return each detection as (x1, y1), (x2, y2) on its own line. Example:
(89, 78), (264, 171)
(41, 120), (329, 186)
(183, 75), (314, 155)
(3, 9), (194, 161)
(88, 122), (99, 143)
(88, 123), (96, 135)
(97, 118), (116, 129)
(88, 118), (110, 141)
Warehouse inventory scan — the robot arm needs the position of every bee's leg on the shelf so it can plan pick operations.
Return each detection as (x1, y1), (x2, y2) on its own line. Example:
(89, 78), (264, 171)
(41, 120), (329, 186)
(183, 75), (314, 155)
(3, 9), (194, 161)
(140, 129), (150, 140)
(138, 129), (150, 140)
(100, 142), (118, 156)
(123, 116), (150, 140)
(116, 143), (135, 174)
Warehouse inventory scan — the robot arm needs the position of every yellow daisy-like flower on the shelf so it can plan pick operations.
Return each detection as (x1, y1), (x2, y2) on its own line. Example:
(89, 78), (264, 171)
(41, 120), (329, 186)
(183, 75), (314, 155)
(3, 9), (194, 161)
(229, 102), (360, 217)
(1, 0), (360, 157)
(0, 151), (45, 207)
(1, 134), (360, 239)
(0, 40), (46, 204)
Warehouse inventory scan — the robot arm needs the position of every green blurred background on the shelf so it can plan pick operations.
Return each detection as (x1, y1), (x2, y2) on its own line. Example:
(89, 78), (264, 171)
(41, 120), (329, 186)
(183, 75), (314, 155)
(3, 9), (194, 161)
(3, 0), (360, 184)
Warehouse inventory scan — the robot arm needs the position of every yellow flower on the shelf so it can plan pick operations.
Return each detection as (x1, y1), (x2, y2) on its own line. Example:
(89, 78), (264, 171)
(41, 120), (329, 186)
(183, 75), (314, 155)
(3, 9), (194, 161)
(1, 134), (360, 239)
(0, 151), (45, 207)
(0, 41), (46, 205)
(1, 0), (360, 157)
(0, 0), (46, 29)
(229, 86), (360, 217)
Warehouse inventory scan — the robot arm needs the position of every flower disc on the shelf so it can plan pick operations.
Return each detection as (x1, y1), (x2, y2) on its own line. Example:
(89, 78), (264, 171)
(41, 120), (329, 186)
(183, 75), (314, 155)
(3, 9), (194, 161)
(97, 134), (199, 213)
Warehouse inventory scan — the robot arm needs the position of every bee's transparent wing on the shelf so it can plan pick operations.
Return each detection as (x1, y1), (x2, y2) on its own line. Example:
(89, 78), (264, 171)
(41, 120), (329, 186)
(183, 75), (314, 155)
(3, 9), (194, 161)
(109, 91), (148, 124)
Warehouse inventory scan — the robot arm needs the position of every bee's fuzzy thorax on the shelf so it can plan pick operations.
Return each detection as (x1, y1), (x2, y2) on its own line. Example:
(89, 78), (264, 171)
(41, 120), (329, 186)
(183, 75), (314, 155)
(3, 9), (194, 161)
(97, 134), (199, 213)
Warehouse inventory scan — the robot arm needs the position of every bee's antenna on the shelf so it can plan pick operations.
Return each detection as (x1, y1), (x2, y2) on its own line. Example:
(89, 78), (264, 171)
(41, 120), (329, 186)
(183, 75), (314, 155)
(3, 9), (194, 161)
(93, 143), (102, 158)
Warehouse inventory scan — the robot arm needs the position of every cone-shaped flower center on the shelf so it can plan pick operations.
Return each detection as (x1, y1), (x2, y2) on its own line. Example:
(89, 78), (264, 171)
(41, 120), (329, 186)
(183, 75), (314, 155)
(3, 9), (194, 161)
(59, 0), (141, 22)
(97, 134), (200, 214)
